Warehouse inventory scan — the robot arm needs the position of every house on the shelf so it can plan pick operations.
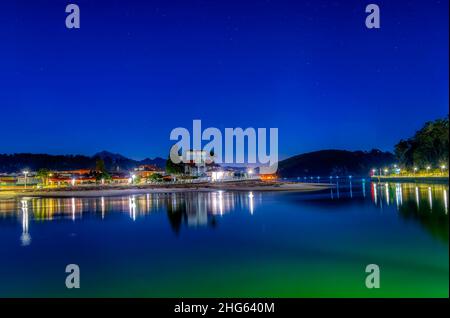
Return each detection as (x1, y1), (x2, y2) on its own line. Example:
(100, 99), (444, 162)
(0, 175), (18, 186)
(182, 150), (211, 177)
(260, 174), (277, 181)
(133, 165), (164, 178)
(207, 168), (236, 182)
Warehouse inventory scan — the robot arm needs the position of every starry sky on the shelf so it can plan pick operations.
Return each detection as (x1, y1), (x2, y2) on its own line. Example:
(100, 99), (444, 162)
(1, 0), (448, 160)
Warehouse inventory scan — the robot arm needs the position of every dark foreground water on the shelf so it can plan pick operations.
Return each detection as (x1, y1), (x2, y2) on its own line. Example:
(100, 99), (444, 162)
(0, 181), (448, 297)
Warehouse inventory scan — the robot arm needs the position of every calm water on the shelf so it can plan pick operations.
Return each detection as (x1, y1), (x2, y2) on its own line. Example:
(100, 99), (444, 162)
(0, 181), (448, 297)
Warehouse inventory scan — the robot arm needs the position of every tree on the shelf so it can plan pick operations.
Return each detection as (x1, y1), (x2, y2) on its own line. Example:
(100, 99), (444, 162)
(36, 168), (50, 186)
(166, 156), (184, 175)
(394, 116), (449, 167)
(95, 171), (111, 182)
(148, 173), (163, 182)
(394, 139), (414, 167)
(96, 158), (107, 173)
(94, 158), (110, 182)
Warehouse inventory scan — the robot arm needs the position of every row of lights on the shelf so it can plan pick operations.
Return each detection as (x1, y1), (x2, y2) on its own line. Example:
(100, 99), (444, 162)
(372, 164), (447, 174)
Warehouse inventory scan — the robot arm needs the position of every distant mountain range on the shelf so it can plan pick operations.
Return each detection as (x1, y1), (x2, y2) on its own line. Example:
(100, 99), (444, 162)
(277, 149), (395, 177)
(0, 151), (166, 173)
(0, 149), (394, 176)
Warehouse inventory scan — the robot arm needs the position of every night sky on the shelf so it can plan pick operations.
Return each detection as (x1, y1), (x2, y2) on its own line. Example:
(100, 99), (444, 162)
(1, 0), (448, 160)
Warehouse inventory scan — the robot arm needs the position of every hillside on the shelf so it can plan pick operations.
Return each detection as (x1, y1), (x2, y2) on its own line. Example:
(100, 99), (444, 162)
(0, 151), (165, 173)
(277, 149), (395, 178)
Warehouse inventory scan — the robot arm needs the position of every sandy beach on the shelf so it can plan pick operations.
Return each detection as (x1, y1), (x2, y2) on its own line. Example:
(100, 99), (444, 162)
(0, 181), (332, 198)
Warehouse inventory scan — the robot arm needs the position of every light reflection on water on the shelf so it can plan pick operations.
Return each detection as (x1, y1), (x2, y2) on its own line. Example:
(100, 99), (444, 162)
(0, 181), (448, 246)
(0, 181), (448, 297)
(0, 191), (263, 245)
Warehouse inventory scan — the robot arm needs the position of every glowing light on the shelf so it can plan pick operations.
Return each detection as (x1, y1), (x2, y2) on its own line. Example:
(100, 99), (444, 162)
(248, 191), (254, 215)
(428, 187), (432, 210)
(385, 183), (389, 205)
(373, 183), (377, 204)
(415, 186), (420, 209)
(20, 199), (31, 246)
(395, 183), (402, 208)
(101, 196), (105, 219)
(212, 171), (224, 182)
(71, 197), (76, 220)
(362, 180), (366, 197)
(444, 189), (448, 214)
(23, 170), (29, 189)
(216, 191), (224, 215)
(129, 196), (136, 221)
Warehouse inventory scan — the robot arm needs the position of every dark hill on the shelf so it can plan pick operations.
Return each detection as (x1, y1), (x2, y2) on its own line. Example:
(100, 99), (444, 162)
(0, 152), (166, 173)
(277, 149), (395, 177)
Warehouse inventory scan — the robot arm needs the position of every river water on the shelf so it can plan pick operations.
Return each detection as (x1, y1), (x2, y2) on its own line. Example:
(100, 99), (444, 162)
(0, 180), (448, 297)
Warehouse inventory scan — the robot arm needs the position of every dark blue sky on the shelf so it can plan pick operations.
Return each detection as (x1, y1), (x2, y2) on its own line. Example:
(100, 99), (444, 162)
(1, 0), (448, 160)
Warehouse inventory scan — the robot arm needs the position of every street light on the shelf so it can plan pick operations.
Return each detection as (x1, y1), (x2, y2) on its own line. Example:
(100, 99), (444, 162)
(23, 170), (29, 189)
(131, 174), (136, 184)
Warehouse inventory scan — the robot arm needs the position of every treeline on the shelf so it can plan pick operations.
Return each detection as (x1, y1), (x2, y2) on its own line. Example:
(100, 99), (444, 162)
(395, 117), (449, 168)
(0, 153), (94, 173)
(277, 149), (395, 177)
(0, 152), (166, 173)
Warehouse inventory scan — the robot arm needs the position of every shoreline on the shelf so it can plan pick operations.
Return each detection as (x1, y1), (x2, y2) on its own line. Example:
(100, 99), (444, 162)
(371, 176), (448, 184)
(0, 181), (332, 198)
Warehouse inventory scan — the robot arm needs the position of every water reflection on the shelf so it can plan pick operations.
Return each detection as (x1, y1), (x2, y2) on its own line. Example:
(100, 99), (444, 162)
(0, 182), (448, 246)
(0, 191), (260, 244)
(370, 182), (449, 243)
(20, 200), (31, 246)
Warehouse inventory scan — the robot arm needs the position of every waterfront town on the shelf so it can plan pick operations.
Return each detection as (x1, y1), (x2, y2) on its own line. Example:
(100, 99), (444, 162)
(0, 150), (264, 191)
(0, 154), (447, 191)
